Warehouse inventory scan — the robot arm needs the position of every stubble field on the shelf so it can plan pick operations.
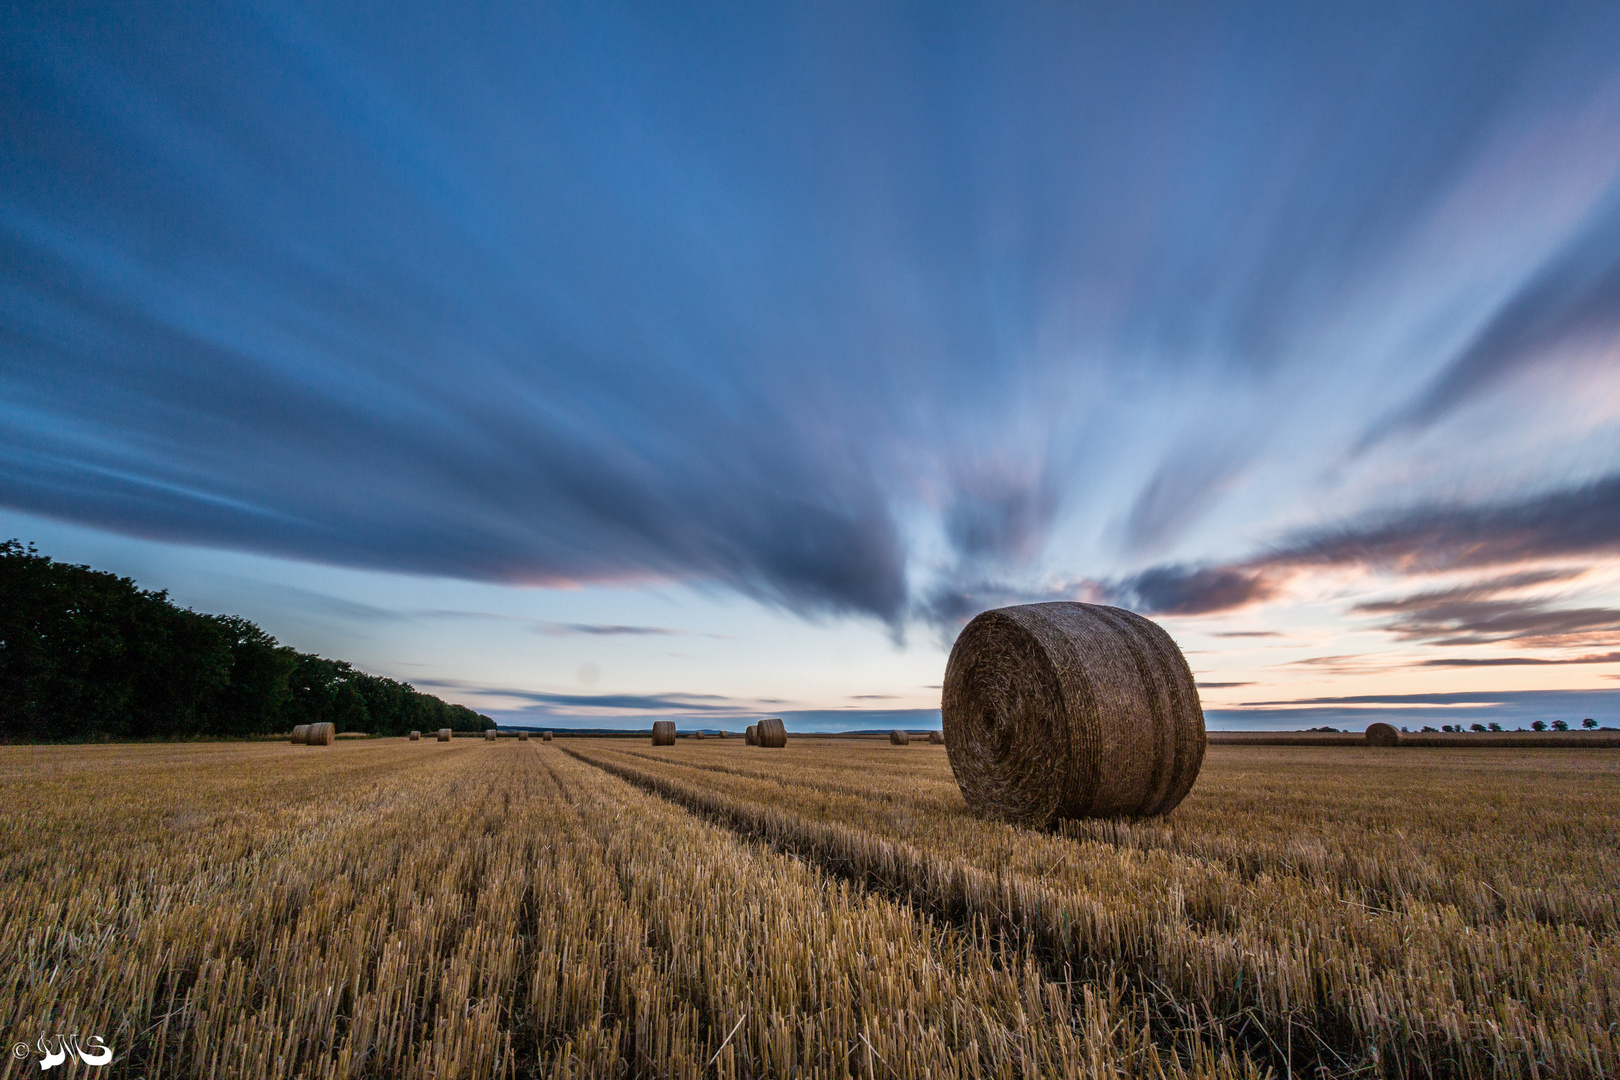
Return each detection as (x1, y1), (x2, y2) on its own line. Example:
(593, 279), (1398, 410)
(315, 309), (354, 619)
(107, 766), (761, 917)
(1, 737), (1615, 1079)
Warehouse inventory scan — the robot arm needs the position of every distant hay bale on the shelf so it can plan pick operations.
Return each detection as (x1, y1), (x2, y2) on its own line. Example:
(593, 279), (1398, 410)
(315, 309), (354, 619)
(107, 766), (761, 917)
(756, 717), (787, 748)
(291, 724), (310, 744)
(485, 729), (498, 741)
(542, 731), (553, 742)
(942, 602), (1205, 825)
(745, 725), (758, 746)
(306, 722), (335, 746)
(409, 731), (421, 741)
(719, 730), (730, 738)
(928, 731), (944, 745)
(519, 731), (530, 741)
(652, 720), (677, 746)
(1365, 722), (1402, 747)
(437, 728), (451, 742)
(890, 730), (910, 745)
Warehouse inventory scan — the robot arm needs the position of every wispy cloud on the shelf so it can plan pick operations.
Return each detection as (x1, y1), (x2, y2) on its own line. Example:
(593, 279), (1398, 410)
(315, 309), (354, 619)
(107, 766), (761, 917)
(537, 623), (682, 637)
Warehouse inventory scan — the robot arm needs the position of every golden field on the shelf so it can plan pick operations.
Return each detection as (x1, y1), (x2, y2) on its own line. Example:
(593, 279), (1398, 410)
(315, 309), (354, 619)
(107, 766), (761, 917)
(1, 737), (1615, 1079)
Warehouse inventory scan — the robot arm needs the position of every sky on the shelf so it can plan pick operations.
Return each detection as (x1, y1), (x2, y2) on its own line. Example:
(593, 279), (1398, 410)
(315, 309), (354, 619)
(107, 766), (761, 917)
(6, 1), (1620, 731)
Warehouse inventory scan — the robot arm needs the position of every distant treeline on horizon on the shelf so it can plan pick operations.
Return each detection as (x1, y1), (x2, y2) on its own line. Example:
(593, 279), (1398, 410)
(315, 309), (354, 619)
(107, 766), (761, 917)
(0, 540), (493, 741)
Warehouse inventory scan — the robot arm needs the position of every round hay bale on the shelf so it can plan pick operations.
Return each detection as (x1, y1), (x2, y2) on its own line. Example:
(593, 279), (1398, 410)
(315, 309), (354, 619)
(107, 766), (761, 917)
(409, 730), (421, 741)
(518, 731), (530, 741)
(942, 602), (1205, 824)
(692, 731), (706, 740)
(1365, 722), (1401, 747)
(889, 730), (910, 746)
(928, 731), (944, 745)
(485, 729), (498, 741)
(652, 720), (677, 746)
(291, 724), (310, 744)
(745, 725), (758, 746)
(756, 717), (787, 748)
(437, 728), (452, 742)
(307, 722), (336, 746)
(542, 731), (553, 742)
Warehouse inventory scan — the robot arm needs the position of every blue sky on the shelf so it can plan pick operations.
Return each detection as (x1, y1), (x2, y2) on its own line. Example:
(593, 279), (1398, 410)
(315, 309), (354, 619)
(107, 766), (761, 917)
(6, 1), (1620, 730)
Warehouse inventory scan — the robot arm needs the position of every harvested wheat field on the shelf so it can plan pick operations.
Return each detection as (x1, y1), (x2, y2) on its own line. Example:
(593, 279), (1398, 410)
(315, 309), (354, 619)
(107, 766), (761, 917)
(1, 739), (1615, 1079)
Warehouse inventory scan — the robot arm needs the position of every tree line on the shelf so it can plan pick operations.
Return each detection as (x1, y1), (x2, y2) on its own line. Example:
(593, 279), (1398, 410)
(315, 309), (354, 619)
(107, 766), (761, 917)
(0, 540), (494, 741)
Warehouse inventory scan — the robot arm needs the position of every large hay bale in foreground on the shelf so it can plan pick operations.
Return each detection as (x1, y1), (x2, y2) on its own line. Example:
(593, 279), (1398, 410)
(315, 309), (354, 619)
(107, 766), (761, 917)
(928, 731), (944, 745)
(542, 731), (553, 742)
(306, 722), (336, 746)
(745, 725), (758, 745)
(291, 724), (310, 744)
(1365, 722), (1401, 747)
(437, 728), (452, 742)
(652, 720), (677, 746)
(409, 731), (421, 741)
(485, 729), (498, 741)
(756, 717), (787, 748)
(519, 731), (530, 741)
(943, 602), (1205, 825)
(890, 730), (910, 746)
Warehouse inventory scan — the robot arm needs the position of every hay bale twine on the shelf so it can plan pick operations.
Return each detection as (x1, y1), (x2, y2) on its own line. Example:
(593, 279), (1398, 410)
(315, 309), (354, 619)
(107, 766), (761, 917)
(519, 731), (530, 741)
(756, 717), (787, 748)
(1365, 722), (1401, 747)
(409, 730), (421, 741)
(485, 729), (498, 741)
(928, 731), (944, 745)
(437, 728), (452, 742)
(291, 724), (310, 744)
(942, 602), (1205, 825)
(542, 731), (553, 742)
(307, 722), (336, 746)
(745, 725), (758, 746)
(890, 730), (910, 746)
(652, 720), (677, 746)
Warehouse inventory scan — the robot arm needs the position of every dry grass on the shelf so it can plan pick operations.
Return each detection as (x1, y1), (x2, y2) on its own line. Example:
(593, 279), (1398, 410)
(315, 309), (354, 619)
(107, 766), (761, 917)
(2, 738), (1613, 1078)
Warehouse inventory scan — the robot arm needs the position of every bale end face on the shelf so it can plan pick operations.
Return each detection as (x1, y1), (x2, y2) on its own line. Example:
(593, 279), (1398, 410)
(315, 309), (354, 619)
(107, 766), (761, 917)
(485, 729), (498, 741)
(542, 731), (553, 742)
(519, 731), (530, 741)
(745, 725), (758, 746)
(756, 717), (787, 748)
(652, 720), (677, 746)
(409, 731), (421, 741)
(1365, 722), (1402, 747)
(942, 602), (1205, 825)
(889, 730), (910, 745)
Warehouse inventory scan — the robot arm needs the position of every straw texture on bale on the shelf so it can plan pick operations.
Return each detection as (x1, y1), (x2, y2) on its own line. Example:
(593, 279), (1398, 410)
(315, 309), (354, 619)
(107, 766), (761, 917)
(942, 602), (1205, 825)
(652, 720), (677, 746)
(889, 730), (910, 746)
(756, 717), (787, 748)
(745, 725), (758, 746)
(928, 731), (944, 744)
(409, 731), (421, 741)
(291, 724), (310, 745)
(306, 722), (335, 746)
(437, 728), (451, 742)
(542, 731), (553, 742)
(485, 729), (498, 741)
(518, 731), (529, 741)
(1365, 722), (1402, 747)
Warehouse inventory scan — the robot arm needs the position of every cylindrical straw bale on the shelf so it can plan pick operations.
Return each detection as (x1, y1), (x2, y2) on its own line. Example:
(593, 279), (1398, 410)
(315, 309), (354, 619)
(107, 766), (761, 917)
(485, 729), (498, 741)
(745, 725), (758, 745)
(519, 731), (529, 741)
(890, 730), (910, 746)
(928, 731), (944, 744)
(542, 731), (553, 742)
(756, 717), (787, 748)
(291, 724), (310, 744)
(652, 720), (677, 746)
(306, 722), (335, 746)
(1365, 722), (1401, 747)
(409, 731), (421, 741)
(942, 602), (1205, 825)
(437, 728), (452, 742)
(693, 730), (706, 740)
